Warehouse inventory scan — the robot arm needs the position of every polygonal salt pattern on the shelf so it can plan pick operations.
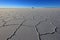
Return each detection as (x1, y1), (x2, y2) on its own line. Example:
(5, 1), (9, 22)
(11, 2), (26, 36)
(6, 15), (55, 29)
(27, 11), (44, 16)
(37, 21), (56, 34)
(5, 18), (24, 25)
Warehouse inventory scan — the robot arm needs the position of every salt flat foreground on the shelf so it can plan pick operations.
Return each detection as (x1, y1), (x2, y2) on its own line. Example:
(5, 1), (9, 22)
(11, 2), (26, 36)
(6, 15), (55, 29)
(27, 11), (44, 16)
(0, 8), (60, 40)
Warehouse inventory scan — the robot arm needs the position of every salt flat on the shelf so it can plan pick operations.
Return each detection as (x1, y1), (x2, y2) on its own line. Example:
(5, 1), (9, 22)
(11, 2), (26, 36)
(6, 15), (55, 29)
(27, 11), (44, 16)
(0, 8), (60, 40)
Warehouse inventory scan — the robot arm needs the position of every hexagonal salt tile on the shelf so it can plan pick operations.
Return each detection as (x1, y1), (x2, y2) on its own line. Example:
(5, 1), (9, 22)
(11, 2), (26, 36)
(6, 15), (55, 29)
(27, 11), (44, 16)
(37, 21), (56, 34)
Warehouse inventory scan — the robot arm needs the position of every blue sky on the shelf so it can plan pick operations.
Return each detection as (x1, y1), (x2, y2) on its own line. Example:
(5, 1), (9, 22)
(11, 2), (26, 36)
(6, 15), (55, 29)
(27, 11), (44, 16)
(0, 0), (60, 8)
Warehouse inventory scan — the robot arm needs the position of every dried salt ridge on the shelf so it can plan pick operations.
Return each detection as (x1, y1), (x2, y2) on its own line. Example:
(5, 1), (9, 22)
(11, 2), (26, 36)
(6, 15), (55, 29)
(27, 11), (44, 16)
(7, 19), (26, 40)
